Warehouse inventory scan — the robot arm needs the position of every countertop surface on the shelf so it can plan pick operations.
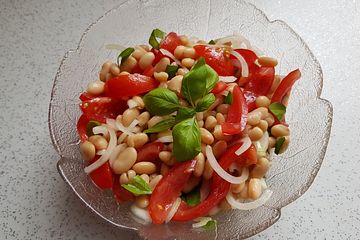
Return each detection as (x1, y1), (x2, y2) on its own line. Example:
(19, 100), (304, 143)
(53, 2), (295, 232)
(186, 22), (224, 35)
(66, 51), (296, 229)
(1, 0), (359, 239)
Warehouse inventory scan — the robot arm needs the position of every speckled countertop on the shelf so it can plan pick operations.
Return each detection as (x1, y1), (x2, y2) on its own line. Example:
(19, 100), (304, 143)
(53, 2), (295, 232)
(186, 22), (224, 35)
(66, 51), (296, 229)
(0, 0), (359, 239)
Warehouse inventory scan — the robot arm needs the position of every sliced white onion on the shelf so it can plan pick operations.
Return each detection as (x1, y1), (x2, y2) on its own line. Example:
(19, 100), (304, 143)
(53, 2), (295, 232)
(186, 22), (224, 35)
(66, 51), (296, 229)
(115, 119), (139, 136)
(219, 76), (237, 83)
(127, 99), (138, 109)
(117, 132), (127, 144)
(230, 50), (249, 77)
(109, 144), (126, 167)
(157, 136), (173, 143)
(92, 126), (108, 135)
(130, 204), (152, 224)
(206, 145), (249, 184)
(84, 126), (116, 174)
(165, 198), (181, 223)
(253, 131), (269, 157)
(234, 136), (252, 156)
(192, 217), (213, 228)
(96, 149), (106, 156)
(233, 32), (252, 49)
(104, 43), (126, 51)
(105, 119), (117, 130)
(159, 49), (184, 68)
(226, 189), (273, 210)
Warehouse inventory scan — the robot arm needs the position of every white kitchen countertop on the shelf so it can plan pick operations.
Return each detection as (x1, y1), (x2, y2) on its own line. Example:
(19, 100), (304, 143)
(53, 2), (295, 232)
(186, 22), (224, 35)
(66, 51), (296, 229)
(1, 0), (359, 239)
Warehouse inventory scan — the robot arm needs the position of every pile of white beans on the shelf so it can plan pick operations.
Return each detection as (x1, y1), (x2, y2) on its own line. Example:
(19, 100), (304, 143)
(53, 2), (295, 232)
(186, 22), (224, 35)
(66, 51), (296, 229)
(79, 35), (290, 211)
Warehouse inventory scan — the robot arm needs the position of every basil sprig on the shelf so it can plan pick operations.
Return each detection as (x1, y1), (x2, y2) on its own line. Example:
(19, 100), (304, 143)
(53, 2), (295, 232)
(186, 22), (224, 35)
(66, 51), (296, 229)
(274, 137), (285, 155)
(122, 175), (152, 195)
(144, 117), (176, 134)
(225, 92), (233, 104)
(175, 107), (196, 122)
(165, 65), (179, 79)
(202, 219), (217, 230)
(117, 47), (135, 66)
(195, 93), (215, 112)
(181, 187), (200, 207)
(208, 40), (216, 45)
(143, 88), (180, 116)
(148, 28), (166, 49)
(269, 102), (286, 121)
(86, 120), (101, 136)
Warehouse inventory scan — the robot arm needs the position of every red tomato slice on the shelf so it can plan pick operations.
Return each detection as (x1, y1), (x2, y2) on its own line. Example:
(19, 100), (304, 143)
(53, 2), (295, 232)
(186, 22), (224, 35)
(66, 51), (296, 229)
(159, 32), (182, 54)
(149, 160), (196, 224)
(193, 45), (234, 76)
(88, 156), (113, 189)
(245, 66), (275, 96)
(211, 81), (228, 94)
(151, 48), (166, 65)
(225, 143), (257, 166)
(136, 142), (164, 162)
(143, 65), (155, 77)
(232, 49), (258, 71)
(80, 97), (127, 123)
(104, 74), (158, 98)
(112, 175), (135, 202)
(271, 69), (301, 103)
(77, 114), (89, 142)
(79, 92), (98, 101)
(222, 85), (248, 135)
(244, 90), (257, 112)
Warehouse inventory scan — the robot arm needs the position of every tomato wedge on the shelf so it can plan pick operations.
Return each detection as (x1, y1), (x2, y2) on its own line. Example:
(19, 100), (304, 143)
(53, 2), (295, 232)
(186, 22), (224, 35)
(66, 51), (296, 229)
(222, 85), (248, 135)
(88, 156), (113, 189)
(136, 142), (164, 162)
(149, 160), (196, 224)
(104, 74), (158, 98)
(225, 143), (257, 166)
(80, 97), (127, 123)
(211, 81), (228, 95)
(143, 65), (155, 77)
(271, 69), (301, 103)
(112, 175), (135, 202)
(160, 32), (182, 54)
(79, 92), (98, 101)
(77, 114), (89, 142)
(245, 67), (275, 96)
(194, 45), (234, 76)
(232, 49), (258, 71)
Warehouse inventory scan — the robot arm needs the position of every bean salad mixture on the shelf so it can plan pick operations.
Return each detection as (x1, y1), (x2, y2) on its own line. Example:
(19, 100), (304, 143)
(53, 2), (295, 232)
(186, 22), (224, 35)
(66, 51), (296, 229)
(77, 29), (301, 227)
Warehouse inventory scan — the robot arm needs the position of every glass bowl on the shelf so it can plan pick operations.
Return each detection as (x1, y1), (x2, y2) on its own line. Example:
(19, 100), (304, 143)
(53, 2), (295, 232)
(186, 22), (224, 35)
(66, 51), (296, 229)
(48, 0), (333, 239)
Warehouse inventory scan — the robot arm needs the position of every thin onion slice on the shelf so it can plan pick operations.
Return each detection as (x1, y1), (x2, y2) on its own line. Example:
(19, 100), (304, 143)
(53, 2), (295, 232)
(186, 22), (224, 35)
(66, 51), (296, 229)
(230, 50), (249, 77)
(219, 76), (237, 83)
(109, 144), (126, 167)
(192, 217), (213, 228)
(205, 145), (249, 184)
(159, 49), (184, 68)
(96, 149), (106, 156)
(226, 189), (273, 210)
(165, 197), (181, 223)
(234, 136), (252, 156)
(92, 126), (108, 135)
(157, 136), (173, 143)
(84, 126), (116, 174)
(105, 119), (117, 130)
(115, 119), (139, 136)
(127, 99), (138, 109)
(130, 204), (152, 224)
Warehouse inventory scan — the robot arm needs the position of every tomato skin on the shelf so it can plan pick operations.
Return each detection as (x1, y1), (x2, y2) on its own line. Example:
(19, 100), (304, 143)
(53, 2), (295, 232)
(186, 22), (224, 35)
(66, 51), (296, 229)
(112, 175), (135, 202)
(211, 81), (228, 94)
(79, 92), (98, 101)
(160, 32), (182, 54)
(244, 90), (257, 112)
(136, 142), (164, 162)
(87, 156), (113, 189)
(149, 160), (196, 224)
(222, 85), (248, 135)
(77, 114), (89, 142)
(193, 45), (234, 76)
(80, 97), (127, 123)
(151, 48), (166, 65)
(224, 143), (257, 166)
(232, 49), (258, 71)
(271, 69), (301, 103)
(104, 74), (158, 98)
(143, 65), (155, 77)
(245, 66), (275, 96)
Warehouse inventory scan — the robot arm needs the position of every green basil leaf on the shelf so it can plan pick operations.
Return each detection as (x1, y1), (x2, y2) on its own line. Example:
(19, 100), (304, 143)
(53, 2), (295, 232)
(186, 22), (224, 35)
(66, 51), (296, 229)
(175, 107), (196, 122)
(225, 92), (233, 104)
(143, 88), (180, 116)
(86, 120), (101, 136)
(117, 47), (135, 66)
(181, 187), (200, 207)
(144, 117), (176, 134)
(148, 28), (166, 50)
(269, 102), (286, 121)
(208, 40), (215, 45)
(274, 137), (285, 155)
(172, 118), (201, 162)
(122, 175), (152, 195)
(202, 220), (217, 230)
(165, 64), (179, 79)
(195, 93), (215, 112)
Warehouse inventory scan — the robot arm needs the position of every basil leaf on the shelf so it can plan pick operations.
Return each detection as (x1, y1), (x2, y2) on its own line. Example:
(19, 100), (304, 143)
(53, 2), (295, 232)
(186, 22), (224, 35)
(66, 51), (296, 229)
(225, 92), (233, 104)
(86, 120), (101, 136)
(195, 93), (215, 112)
(122, 175), (152, 195)
(176, 107), (196, 122)
(269, 102), (286, 121)
(172, 118), (201, 162)
(165, 65), (179, 79)
(181, 187), (200, 207)
(202, 220), (217, 230)
(274, 137), (285, 155)
(143, 88), (180, 116)
(148, 28), (166, 50)
(117, 47), (135, 66)
(208, 40), (215, 45)
(144, 117), (176, 134)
